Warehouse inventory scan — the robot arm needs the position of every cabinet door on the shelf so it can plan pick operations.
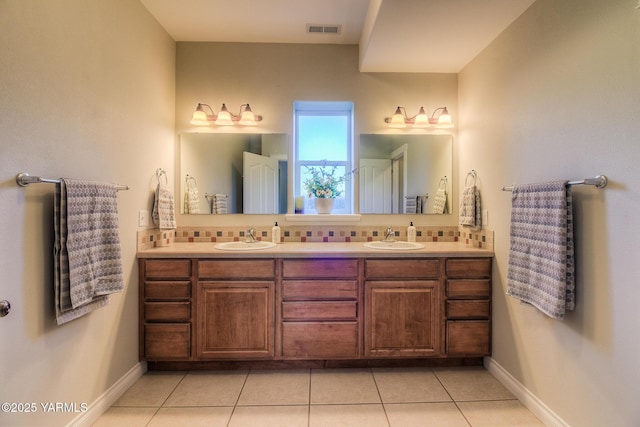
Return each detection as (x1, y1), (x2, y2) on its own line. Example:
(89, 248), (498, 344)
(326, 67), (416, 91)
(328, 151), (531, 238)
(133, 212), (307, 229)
(365, 281), (441, 358)
(197, 281), (274, 359)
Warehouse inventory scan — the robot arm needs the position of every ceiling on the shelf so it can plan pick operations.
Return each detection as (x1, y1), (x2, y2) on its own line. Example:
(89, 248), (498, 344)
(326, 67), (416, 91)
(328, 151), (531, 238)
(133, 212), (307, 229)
(140, 0), (536, 73)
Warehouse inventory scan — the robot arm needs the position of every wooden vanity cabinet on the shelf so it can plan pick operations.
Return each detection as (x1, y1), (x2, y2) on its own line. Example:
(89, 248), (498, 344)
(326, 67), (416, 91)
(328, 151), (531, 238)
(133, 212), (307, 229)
(445, 258), (492, 356)
(364, 259), (442, 358)
(280, 259), (360, 359)
(139, 259), (193, 361)
(197, 260), (275, 359)
(139, 254), (492, 365)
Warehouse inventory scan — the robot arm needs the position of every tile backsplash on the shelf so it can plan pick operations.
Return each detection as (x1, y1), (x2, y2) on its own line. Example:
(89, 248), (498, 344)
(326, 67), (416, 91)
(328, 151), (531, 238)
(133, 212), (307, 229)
(137, 225), (493, 251)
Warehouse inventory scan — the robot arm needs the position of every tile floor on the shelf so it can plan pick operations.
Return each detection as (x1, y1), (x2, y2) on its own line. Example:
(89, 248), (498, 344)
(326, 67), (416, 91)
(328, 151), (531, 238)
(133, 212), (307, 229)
(93, 366), (545, 427)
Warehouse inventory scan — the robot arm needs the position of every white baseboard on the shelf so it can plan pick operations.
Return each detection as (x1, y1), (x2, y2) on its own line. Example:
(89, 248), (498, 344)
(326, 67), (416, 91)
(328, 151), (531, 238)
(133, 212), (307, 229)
(67, 361), (147, 427)
(484, 357), (569, 427)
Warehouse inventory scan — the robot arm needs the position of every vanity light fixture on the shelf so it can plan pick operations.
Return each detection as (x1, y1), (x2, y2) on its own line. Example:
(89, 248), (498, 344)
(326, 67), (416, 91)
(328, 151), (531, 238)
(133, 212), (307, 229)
(384, 106), (454, 129)
(190, 103), (263, 126)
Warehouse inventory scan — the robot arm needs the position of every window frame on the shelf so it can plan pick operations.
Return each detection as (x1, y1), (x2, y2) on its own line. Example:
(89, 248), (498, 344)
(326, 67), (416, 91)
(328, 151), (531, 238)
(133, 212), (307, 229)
(293, 101), (354, 214)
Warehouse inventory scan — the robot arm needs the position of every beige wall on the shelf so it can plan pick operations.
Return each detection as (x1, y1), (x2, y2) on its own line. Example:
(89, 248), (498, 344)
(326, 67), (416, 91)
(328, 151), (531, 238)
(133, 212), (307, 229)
(0, 1), (175, 425)
(459, 0), (640, 425)
(175, 42), (459, 227)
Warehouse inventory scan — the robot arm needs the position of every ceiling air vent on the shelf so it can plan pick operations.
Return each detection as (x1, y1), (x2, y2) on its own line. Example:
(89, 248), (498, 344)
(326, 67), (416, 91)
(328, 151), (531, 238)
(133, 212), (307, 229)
(306, 24), (342, 35)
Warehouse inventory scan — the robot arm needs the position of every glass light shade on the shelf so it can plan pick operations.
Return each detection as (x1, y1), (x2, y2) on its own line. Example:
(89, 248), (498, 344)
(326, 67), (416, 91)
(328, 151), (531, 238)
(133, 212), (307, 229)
(238, 105), (257, 125)
(412, 107), (430, 128)
(215, 104), (234, 126)
(190, 109), (210, 126)
(388, 107), (407, 128)
(436, 111), (454, 128)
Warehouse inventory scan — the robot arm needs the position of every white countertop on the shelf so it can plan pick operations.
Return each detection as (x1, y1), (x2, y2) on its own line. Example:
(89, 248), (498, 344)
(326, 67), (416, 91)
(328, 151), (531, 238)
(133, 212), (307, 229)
(137, 241), (493, 259)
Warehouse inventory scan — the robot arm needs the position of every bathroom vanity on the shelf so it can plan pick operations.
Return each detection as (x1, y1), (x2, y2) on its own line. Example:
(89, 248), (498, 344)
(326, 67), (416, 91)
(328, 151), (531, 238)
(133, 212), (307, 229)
(138, 243), (492, 368)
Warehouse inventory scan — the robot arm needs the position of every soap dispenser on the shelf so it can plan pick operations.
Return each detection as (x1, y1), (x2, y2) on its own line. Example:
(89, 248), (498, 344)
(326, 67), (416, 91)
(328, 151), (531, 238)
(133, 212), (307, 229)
(407, 221), (416, 242)
(272, 221), (281, 244)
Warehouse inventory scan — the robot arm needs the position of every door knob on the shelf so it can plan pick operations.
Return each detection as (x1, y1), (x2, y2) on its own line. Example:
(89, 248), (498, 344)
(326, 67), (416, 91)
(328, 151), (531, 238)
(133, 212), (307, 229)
(0, 300), (10, 317)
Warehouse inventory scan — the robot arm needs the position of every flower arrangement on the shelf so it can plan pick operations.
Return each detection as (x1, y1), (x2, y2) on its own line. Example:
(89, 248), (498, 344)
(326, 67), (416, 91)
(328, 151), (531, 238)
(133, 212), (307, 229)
(303, 165), (345, 199)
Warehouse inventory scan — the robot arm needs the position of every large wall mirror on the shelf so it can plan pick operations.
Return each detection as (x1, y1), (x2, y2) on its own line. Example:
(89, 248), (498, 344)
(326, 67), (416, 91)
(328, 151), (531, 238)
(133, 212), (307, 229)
(180, 133), (288, 214)
(359, 134), (452, 214)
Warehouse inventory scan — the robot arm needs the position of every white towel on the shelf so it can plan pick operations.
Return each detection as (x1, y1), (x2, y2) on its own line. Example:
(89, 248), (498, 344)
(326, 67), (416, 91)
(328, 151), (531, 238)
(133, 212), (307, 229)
(153, 183), (176, 229)
(54, 179), (124, 324)
(184, 176), (200, 214)
(506, 181), (575, 319)
(432, 188), (448, 214)
(459, 186), (481, 229)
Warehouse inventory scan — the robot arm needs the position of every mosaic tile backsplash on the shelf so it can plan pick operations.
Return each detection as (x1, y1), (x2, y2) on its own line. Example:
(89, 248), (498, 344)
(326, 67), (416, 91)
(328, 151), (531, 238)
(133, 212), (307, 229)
(137, 225), (493, 251)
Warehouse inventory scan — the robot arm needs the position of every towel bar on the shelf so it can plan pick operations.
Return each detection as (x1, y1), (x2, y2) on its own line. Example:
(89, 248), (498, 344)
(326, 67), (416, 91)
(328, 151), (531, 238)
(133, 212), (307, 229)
(501, 175), (607, 191)
(16, 173), (129, 191)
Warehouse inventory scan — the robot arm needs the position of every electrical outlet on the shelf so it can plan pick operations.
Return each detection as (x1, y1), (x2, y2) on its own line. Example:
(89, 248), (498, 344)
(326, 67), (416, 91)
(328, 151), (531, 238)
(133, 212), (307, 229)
(482, 210), (489, 226)
(138, 210), (149, 227)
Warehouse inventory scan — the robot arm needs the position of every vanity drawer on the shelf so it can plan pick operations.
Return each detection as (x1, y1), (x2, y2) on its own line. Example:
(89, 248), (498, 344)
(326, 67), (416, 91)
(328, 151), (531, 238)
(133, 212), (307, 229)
(446, 279), (491, 299)
(282, 280), (357, 300)
(446, 321), (490, 356)
(445, 258), (491, 279)
(144, 323), (191, 359)
(198, 259), (275, 279)
(282, 322), (358, 359)
(282, 259), (358, 279)
(446, 300), (490, 319)
(143, 260), (192, 279)
(365, 259), (440, 279)
(282, 301), (357, 321)
(144, 302), (191, 322)
(144, 281), (191, 300)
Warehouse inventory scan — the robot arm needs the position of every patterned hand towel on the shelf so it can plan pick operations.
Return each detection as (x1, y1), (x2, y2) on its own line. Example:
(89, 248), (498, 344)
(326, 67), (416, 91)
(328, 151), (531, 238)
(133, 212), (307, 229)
(214, 193), (228, 214)
(153, 183), (176, 229)
(506, 181), (575, 319)
(459, 186), (481, 228)
(405, 196), (417, 214)
(54, 179), (123, 324)
(432, 188), (448, 214)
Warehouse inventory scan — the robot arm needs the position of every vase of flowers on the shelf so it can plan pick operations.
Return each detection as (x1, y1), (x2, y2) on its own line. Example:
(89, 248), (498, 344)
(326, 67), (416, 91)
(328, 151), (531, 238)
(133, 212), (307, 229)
(303, 165), (345, 214)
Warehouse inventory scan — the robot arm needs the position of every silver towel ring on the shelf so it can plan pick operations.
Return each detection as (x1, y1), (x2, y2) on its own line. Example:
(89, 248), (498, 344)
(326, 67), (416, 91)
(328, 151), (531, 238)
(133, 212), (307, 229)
(465, 170), (477, 187)
(186, 174), (198, 188)
(439, 176), (448, 190)
(156, 168), (168, 185)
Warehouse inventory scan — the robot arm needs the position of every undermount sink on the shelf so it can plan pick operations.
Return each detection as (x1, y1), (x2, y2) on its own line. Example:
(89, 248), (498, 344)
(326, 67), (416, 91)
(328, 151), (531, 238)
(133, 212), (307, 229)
(214, 241), (276, 251)
(363, 241), (425, 250)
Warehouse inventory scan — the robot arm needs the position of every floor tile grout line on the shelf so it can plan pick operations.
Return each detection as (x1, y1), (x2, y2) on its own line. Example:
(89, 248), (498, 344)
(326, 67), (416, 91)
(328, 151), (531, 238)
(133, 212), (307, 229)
(370, 368), (393, 427)
(307, 368), (312, 427)
(143, 407), (162, 427)
(159, 371), (188, 408)
(144, 371), (188, 427)
(433, 368), (473, 427)
(225, 369), (251, 427)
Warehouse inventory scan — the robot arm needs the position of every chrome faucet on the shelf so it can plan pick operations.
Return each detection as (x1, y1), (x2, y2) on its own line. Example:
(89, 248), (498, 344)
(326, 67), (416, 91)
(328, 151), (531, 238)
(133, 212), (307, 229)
(245, 227), (257, 243)
(383, 226), (395, 242)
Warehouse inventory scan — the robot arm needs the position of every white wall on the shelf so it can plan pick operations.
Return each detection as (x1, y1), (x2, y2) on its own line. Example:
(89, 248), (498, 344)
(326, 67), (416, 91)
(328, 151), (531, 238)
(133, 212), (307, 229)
(0, 1), (175, 426)
(459, 0), (640, 425)
(175, 42), (459, 227)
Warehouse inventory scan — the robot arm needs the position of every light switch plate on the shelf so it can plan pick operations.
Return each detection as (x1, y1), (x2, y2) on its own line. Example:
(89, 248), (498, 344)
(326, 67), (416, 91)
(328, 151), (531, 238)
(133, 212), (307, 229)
(138, 210), (149, 227)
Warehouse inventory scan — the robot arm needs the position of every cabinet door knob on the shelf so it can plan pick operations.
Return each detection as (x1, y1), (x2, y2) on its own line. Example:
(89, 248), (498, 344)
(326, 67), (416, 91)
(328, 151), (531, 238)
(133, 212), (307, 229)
(0, 300), (10, 317)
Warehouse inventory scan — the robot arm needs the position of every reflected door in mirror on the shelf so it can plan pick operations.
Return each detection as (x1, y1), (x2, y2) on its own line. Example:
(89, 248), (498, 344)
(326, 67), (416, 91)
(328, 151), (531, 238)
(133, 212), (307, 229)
(243, 152), (279, 214)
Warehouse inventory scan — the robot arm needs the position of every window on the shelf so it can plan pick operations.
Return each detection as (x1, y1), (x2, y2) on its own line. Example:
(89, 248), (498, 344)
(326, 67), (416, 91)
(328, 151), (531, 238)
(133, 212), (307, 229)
(294, 101), (353, 214)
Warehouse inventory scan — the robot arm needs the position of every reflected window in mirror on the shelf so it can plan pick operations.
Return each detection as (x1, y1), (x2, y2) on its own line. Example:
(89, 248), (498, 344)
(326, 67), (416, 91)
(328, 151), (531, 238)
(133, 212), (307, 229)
(359, 134), (452, 215)
(294, 101), (354, 214)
